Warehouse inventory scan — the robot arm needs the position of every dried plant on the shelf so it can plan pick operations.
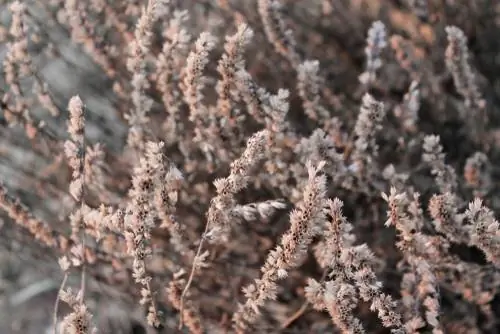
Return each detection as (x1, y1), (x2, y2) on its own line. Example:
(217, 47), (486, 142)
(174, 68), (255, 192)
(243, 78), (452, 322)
(0, 1), (500, 334)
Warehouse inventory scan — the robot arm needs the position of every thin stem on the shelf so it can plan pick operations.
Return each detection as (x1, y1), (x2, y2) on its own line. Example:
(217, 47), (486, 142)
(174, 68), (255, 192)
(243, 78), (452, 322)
(178, 220), (210, 330)
(79, 229), (86, 302)
(53, 273), (69, 334)
(281, 301), (309, 329)
(78, 108), (87, 303)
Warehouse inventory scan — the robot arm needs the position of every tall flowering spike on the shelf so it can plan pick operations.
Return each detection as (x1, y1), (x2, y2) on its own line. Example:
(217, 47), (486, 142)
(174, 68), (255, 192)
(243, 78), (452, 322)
(315, 198), (356, 269)
(232, 160), (327, 332)
(297, 60), (329, 122)
(354, 93), (385, 139)
(394, 80), (420, 132)
(351, 93), (385, 178)
(5, 1), (29, 94)
(465, 199), (500, 267)
(5, 0), (59, 125)
(360, 21), (387, 85)
(428, 192), (468, 244)
(422, 135), (458, 194)
(156, 9), (191, 137)
(258, 0), (300, 66)
(124, 140), (168, 327)
(382, 189), (443, 332)
(67, 96), (85, 145)
(0, 183), (60, 248)
(127, 0), (170, 73)
(207, 129), (270, 242)
(216, 24), (254, 117)
(445, 26), (485, 119)
(126, 0), (170, 152)
(179, 130), (270, 330)
(59, 95), (96, 333)
(324, 281), (366, 333)
(307, 194), (405, 333)
(64, 96), (85, 203)
(183, 32), (217, 122)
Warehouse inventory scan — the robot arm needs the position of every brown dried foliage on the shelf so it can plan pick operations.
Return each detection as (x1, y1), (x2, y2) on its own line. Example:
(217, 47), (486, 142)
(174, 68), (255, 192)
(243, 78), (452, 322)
(1, 0), (500, 333)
